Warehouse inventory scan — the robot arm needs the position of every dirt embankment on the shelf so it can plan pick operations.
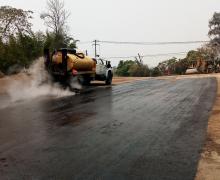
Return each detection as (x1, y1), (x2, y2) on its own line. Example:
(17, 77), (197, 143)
(195, 75), (220, 180)
(0, 73), (30, 95)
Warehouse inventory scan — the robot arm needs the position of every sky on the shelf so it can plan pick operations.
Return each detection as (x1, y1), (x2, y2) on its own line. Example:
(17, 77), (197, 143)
(0, 0), (219, 67)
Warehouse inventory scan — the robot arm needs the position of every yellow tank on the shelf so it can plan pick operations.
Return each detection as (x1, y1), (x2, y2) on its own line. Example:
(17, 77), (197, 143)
(52, 51), (96, 72)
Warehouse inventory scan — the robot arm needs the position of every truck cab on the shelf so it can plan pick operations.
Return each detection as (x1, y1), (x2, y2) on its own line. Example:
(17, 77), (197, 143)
(95, 58), (113, 85)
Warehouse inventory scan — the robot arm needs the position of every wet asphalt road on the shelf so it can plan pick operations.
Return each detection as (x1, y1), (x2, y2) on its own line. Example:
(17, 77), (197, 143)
(0, 78), (217, 180)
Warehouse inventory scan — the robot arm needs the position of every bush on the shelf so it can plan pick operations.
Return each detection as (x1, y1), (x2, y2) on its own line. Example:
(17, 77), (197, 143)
(0, 33), (44, 74)
(116, 60), (150, 77)
(150, 67), (162, 77)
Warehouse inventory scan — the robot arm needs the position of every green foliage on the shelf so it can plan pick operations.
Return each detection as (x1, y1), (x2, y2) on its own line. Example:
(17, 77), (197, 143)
(116, 60), (135, 76)
(44, 31), (76, 51)
(175, 58), (188, 75)
(116, 60), (150, 77)
(197, 47), (216, 61)
(209, 12), (220, 48)
(155, 57), (188, 76)
(129, 64), (150, 77)
(0, 4), (76, 74)
(186, 50), (201, 62)
(0, 33), (44, 74)
(0, 30), (76, 74)
(150, 67), (162, 77)
(0, 6), (43, 74)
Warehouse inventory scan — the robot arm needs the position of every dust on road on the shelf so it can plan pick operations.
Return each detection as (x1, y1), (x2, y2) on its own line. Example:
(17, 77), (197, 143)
(0, 59), (76, 109)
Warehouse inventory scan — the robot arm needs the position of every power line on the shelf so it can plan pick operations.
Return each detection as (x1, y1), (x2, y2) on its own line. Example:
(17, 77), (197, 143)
(104, 52), (187, 59)
(76, 39), (207, 59)
(77, 41), (92, 44)
(142, 52), (187, 57)
(98, 40), (209, 45)
(77, 40), (209, 45)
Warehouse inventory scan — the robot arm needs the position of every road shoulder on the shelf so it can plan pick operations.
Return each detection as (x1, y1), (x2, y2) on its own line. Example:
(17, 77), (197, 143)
(196, 76), (220, 180)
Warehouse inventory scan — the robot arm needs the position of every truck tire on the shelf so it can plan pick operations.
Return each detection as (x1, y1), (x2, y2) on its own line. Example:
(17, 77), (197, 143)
(82, 77), (91, 86)
(75, 75), (91, 86)
(105, 71), (112, 85)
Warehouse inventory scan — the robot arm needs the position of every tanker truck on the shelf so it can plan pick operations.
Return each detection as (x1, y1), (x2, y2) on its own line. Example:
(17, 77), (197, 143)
(43, 48), (113, 89)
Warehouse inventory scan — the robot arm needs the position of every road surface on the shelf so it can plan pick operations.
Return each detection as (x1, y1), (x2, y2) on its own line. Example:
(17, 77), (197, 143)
(0, 77), (217, 180)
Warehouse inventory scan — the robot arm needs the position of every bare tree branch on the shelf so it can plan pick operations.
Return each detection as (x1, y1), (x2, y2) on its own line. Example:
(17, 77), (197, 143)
(40, 0), (70, 35)
(0, 6), (33, 41)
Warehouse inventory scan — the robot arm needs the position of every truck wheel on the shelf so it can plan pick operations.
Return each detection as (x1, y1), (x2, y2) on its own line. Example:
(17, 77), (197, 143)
(76, 76), (91, 86)
(82, 77), (91, 86)
(105, 71), (112, 85)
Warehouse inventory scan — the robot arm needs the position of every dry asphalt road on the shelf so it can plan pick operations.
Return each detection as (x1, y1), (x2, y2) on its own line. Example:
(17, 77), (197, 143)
(0, 77), (217, 180)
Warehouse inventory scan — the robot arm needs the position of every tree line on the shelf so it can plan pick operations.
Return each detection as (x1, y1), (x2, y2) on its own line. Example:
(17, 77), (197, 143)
(0, 0), (75, 74)
(0, 1), (220, 76)
(116, 12), (220, 77)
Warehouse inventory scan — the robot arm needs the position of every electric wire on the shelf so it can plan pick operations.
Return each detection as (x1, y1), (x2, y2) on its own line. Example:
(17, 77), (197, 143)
(97, 40), (209, 45)
(77, 40), (208, 45)
(104, 52), (187, 59)
(76, 40), (208, 59)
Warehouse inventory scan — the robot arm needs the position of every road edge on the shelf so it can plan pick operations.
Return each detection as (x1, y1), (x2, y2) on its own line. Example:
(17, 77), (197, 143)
(195, 76), (220, 180)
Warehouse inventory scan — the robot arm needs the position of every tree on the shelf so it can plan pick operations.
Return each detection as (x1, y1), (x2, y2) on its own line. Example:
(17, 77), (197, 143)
(129, 64), (150, 77)
(175, 58), (188, 75)
(166, 57), (177, 74)
(40, 0), (70, 35)
(156, 57), (178, 75)
(42, 31), (76, 51)
(116, 60), (150, 77)
(197, 46), (215, 61)
(0, 6), (33, 41)
(0, 6), (44, 73)
(116, 60), (135, 76)
(150, 67), (161, 77)
(40, 0), (76, 50)
(186, 50), (199, 61)
(209, 12), (220, 50)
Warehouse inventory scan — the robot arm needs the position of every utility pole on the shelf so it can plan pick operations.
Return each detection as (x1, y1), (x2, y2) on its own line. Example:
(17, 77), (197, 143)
(138, 53), (143, 64)
(93, 40), (100, 58)
(94, 40), (97, 58)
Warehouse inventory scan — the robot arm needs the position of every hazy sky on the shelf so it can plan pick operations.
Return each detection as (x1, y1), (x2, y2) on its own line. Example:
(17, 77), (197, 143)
(1, 0), (219, 66)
